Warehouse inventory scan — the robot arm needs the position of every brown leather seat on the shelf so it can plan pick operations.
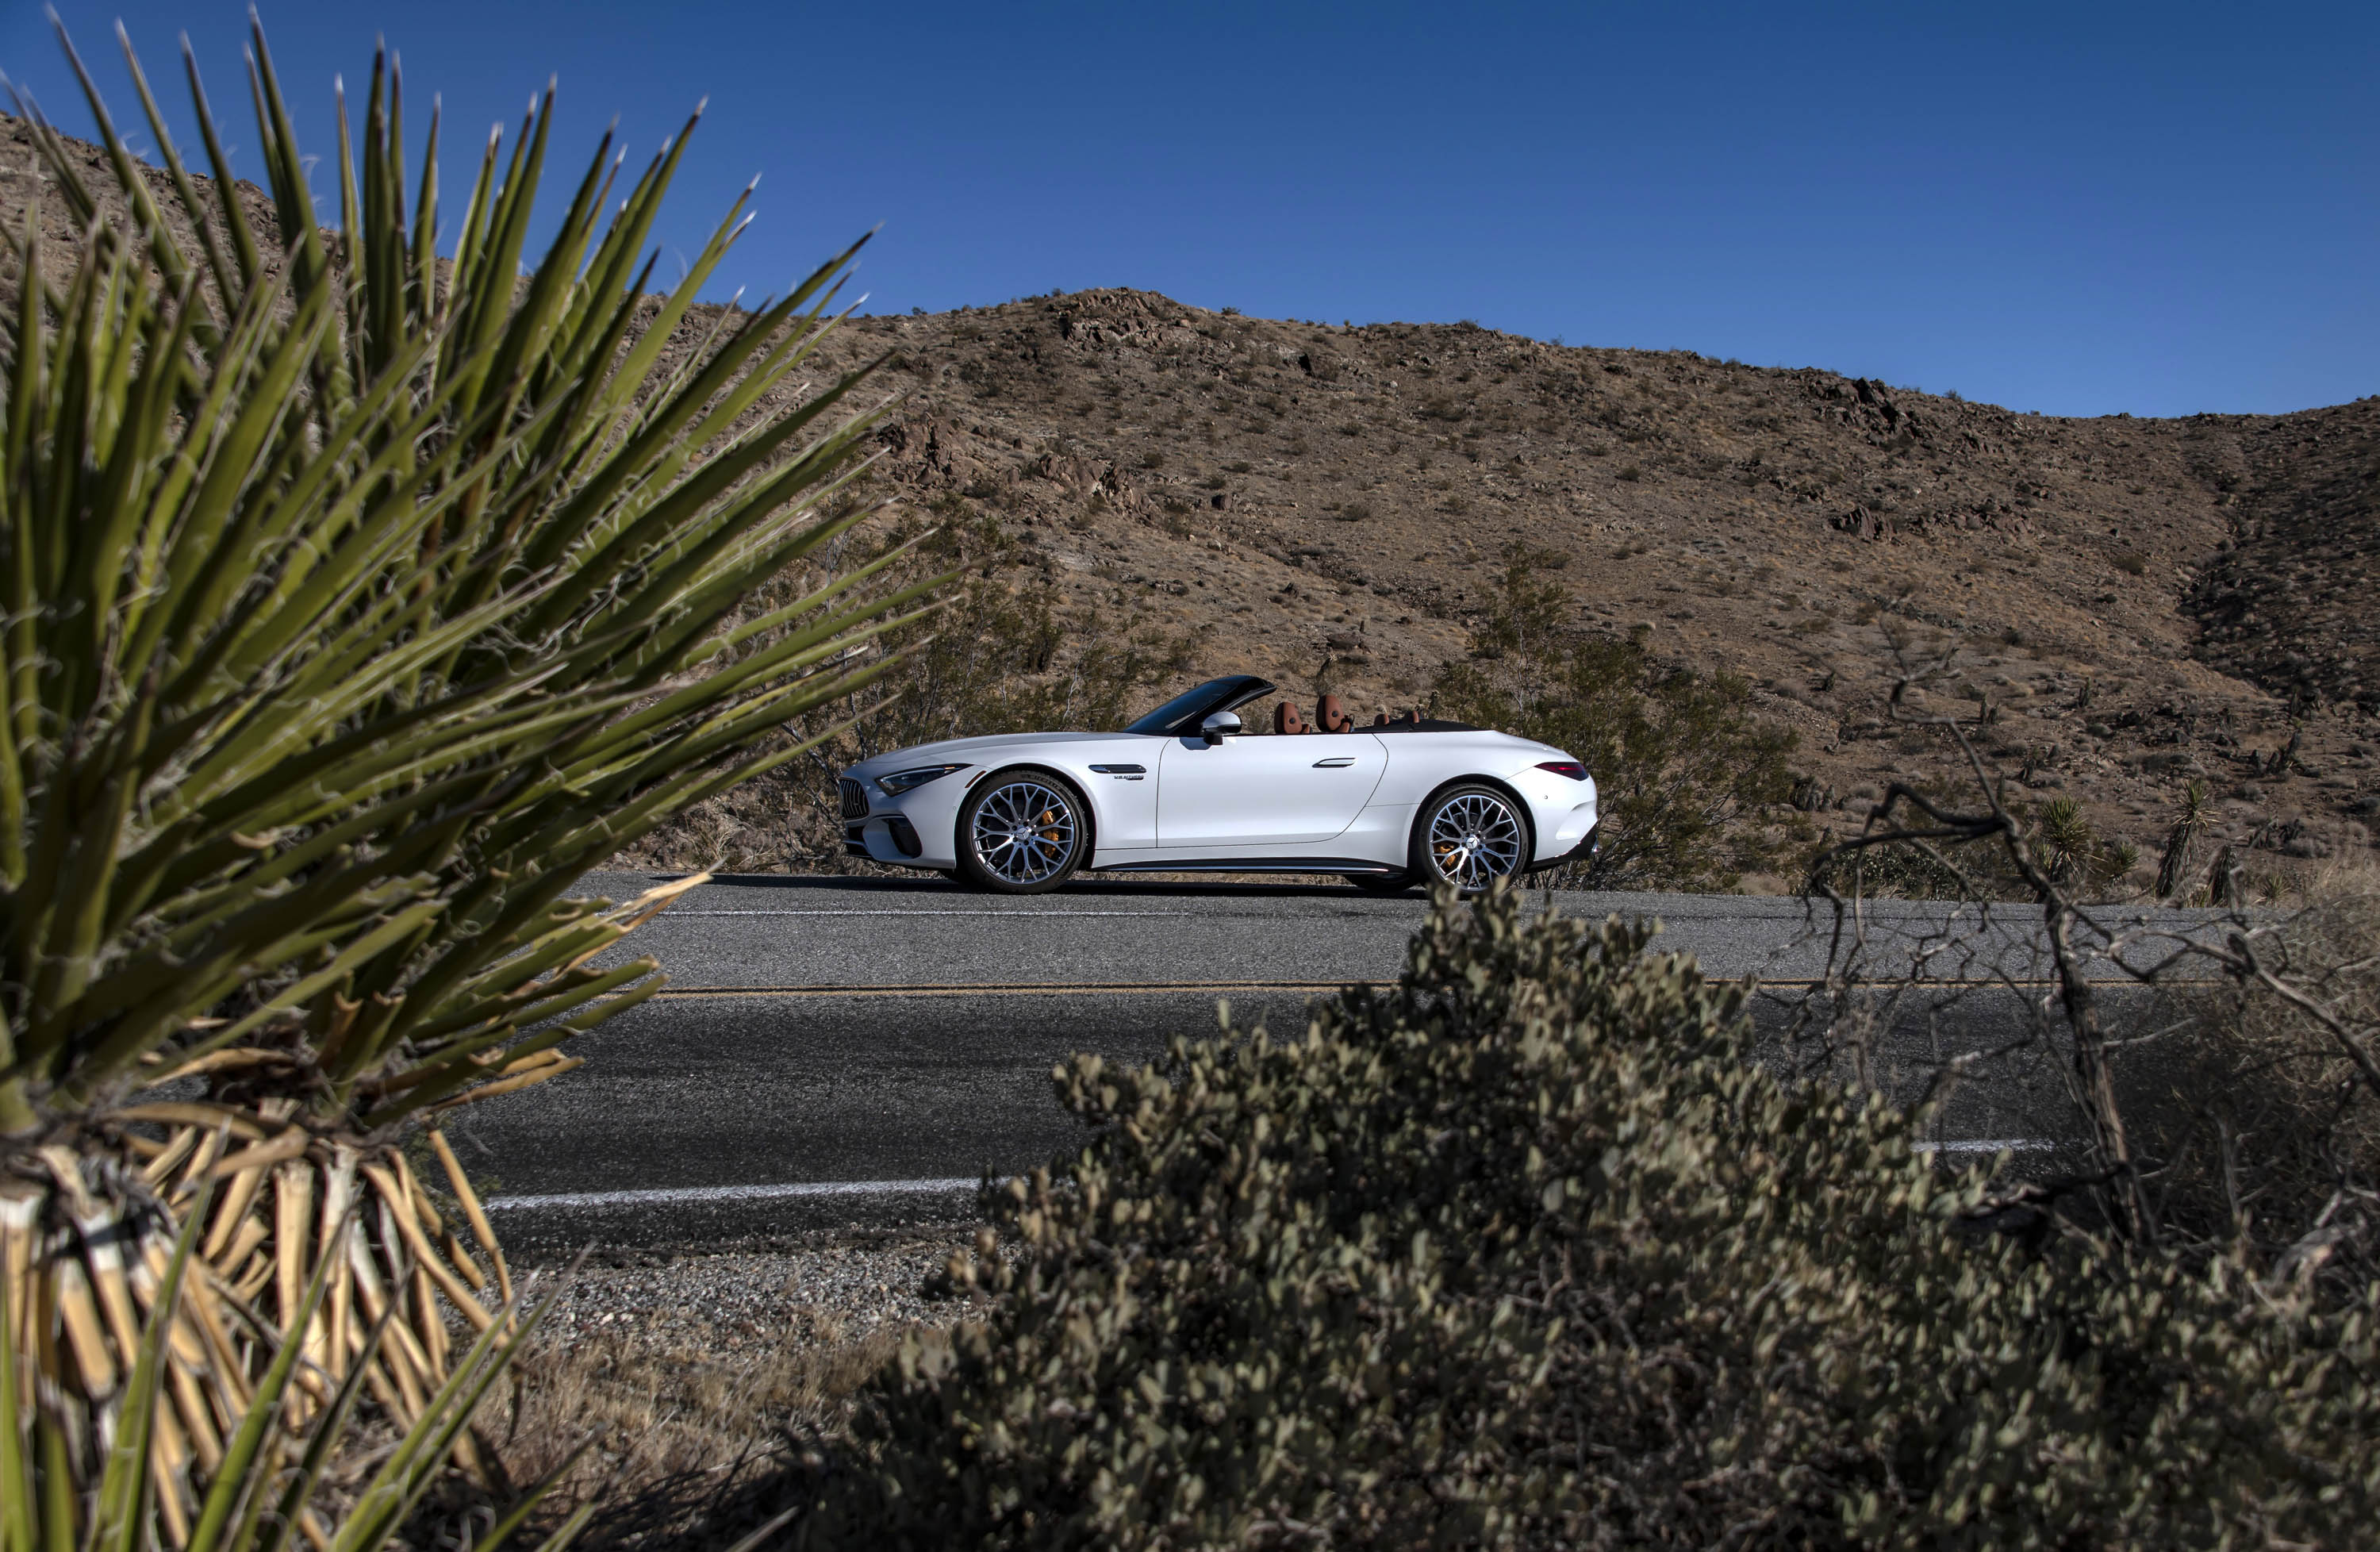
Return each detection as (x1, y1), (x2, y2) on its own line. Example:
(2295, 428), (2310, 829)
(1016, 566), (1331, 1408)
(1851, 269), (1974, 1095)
(1315, 694), (1351, 732)
(1273, 701), (1308, 735)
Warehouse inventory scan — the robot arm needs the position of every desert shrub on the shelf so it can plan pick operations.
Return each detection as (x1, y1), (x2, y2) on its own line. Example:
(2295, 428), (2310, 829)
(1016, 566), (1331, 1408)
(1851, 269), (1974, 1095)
(1806, 789), (2136, 903)
(2129, 868), (2380, 1276)
(2035, 794), (2138, 889)
(623, 522), (1207, 870)
(797, 889), (2380, 1550)
(1805, 828), (1991, 900)
(828, 564), (1201, 756)
(1431, 549), (1795, 890)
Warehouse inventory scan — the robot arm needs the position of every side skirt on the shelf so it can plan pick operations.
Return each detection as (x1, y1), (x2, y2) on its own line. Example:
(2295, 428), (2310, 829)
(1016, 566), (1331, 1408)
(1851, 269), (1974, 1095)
(1092, 857), (1405, 877)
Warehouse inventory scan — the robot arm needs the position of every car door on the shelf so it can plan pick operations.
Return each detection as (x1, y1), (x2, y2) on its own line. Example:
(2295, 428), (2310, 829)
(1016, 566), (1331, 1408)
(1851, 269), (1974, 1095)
(1155, 733), (1388, 847)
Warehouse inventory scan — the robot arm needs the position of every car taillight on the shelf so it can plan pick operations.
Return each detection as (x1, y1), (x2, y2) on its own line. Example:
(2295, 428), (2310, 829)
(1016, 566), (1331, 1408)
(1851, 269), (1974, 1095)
(1537, 761), (1588, 781)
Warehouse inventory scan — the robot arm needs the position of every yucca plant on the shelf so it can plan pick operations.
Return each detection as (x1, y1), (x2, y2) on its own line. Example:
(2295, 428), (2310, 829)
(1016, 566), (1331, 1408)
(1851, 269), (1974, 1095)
(2036, 795), (2099, 885)
(4, 1167), (590, 1552)
(2155, 778), (2213, 902)
(2, 14), (946, 1540)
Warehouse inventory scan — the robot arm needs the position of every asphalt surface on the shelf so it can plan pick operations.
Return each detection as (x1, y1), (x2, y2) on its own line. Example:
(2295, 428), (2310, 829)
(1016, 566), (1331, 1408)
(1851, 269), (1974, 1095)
(458, 871), (2238, 1254)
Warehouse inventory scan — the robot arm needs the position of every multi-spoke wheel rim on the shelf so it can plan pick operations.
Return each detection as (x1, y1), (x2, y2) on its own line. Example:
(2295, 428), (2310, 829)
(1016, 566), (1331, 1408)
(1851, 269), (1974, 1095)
(970, 780), (1079, 885)
(1427, 793), (1523, 890)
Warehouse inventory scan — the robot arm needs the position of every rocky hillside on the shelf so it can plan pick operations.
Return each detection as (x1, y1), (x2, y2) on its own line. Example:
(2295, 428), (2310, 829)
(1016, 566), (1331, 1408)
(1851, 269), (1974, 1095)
(2189, 398), (2380, 713)
(6, 113), (2375, 885)
(817, 289), (2377, 880)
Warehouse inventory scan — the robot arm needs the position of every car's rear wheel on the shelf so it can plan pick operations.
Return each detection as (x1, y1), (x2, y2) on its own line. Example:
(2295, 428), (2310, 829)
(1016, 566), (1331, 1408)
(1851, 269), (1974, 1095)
(1411, 784), (1530, 895)
(955, 770), (1088, 893)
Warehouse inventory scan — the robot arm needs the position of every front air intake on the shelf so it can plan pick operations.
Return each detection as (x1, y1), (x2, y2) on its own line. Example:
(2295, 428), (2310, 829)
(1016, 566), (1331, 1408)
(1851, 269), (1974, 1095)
(839, 778), (869, 819)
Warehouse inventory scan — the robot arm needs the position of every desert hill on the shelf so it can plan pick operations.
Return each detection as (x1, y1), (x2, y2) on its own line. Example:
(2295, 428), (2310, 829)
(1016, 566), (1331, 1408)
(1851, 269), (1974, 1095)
(6, 111), (2374, 885)
(812, 288), (2377, 881)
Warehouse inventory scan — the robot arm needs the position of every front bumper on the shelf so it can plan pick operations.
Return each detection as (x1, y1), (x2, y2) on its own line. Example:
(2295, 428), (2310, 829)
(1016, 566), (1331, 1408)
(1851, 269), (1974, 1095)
(844, 814), (927, 863)
(836, 769), (971, 869)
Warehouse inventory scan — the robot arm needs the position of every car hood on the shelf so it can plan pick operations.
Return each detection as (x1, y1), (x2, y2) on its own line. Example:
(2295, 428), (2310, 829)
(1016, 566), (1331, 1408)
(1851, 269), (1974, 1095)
(843, 731), (1138, 779)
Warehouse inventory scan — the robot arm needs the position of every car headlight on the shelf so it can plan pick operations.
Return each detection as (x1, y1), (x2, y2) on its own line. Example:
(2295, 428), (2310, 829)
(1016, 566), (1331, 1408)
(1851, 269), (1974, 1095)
(877, 763), (969, 796)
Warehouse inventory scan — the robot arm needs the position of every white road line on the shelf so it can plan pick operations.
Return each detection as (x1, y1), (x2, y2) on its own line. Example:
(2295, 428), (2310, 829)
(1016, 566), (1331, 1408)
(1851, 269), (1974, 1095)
(488, 1142), (2061, 1212)
(1914, 1139), (2059, 1154)
(662, 909), (1192, 918)
(484, 1177), (984, 1212)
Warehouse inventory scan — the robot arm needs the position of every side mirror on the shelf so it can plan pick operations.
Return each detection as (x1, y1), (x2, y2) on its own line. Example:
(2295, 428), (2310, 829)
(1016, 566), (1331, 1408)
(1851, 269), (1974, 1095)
(1200, 710), (1242, 745)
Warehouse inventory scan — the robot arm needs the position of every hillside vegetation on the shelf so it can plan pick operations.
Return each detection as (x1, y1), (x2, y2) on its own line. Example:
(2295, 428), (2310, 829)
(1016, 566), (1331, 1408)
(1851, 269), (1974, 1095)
(10, 114), (2375, 889)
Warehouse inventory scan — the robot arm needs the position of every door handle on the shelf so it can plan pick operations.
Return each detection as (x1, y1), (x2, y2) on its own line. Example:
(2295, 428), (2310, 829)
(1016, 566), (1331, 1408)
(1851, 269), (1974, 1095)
(1311, 756), (1357, 768)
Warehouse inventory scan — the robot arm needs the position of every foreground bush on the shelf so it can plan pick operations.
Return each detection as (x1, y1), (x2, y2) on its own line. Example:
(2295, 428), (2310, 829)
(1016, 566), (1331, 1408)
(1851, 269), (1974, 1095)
(804, 889), (2379, 1550)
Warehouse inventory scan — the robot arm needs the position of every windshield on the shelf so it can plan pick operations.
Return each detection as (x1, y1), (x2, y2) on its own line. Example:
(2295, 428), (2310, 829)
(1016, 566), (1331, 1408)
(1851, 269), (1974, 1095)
(1123, 675), (1276, 736)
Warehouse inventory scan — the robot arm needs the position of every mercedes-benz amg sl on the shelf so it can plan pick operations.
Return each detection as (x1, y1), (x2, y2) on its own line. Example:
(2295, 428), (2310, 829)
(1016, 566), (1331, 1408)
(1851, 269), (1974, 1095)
(836, 674), (1599, 893)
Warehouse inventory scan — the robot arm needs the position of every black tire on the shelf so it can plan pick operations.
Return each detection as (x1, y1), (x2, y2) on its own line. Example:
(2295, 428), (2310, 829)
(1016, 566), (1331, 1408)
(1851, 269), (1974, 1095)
(1347, 871), (1415, 893)
(1408, 783), (1531, 896)
(954, 769), (1090, 894)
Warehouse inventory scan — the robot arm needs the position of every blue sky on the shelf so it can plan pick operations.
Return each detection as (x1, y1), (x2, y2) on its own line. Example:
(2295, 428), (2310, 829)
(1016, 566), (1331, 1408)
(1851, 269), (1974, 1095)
(6, 2), (2375, 417)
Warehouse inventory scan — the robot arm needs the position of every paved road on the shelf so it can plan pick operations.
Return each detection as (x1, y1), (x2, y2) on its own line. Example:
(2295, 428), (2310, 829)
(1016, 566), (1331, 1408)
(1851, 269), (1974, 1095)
(459, 872), (2235, 1254)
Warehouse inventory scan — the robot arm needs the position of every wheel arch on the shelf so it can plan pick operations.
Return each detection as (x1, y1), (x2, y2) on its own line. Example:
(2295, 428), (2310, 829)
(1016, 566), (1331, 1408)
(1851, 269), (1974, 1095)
(954, 762), (1101, 865)
(1409, 773), (1539, 867)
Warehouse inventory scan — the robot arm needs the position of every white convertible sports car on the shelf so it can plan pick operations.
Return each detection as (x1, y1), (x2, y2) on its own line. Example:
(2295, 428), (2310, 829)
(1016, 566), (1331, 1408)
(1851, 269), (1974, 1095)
(837, 675), (1599, 894)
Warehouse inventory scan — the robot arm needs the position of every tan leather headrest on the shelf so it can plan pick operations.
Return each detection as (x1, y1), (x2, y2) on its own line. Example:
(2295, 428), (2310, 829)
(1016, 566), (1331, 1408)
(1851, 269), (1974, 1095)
(1273, 701), (1307, 736)
(1316, 694), (1350, 732)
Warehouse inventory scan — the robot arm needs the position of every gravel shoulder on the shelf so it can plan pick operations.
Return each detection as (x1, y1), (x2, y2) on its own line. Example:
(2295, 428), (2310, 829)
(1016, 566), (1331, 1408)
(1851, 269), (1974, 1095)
(516, 1224), (974, 1354)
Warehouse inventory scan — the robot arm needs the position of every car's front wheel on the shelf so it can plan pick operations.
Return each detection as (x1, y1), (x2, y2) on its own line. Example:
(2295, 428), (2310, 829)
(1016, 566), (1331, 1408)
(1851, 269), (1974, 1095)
(955, 770), (1089, 893)
(1411, 784), (1530, 895)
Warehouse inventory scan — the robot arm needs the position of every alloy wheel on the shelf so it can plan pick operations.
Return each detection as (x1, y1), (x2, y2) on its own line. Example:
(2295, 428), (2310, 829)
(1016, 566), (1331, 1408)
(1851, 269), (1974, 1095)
(969, 779), (1081, 885)
(1426, 791), (1524, 890)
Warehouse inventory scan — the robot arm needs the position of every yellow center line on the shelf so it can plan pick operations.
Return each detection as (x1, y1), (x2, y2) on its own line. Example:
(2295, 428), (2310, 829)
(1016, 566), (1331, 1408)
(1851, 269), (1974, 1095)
(1750, 977), (2226, 990)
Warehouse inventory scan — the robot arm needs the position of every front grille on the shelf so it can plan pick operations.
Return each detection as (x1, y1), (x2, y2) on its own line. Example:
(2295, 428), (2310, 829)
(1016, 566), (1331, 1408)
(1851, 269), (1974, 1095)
(839, 778), (869, 819)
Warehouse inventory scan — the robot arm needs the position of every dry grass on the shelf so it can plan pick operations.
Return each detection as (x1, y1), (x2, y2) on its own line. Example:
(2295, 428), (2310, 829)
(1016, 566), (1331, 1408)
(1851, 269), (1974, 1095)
(492, 1316), (955, 1550)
